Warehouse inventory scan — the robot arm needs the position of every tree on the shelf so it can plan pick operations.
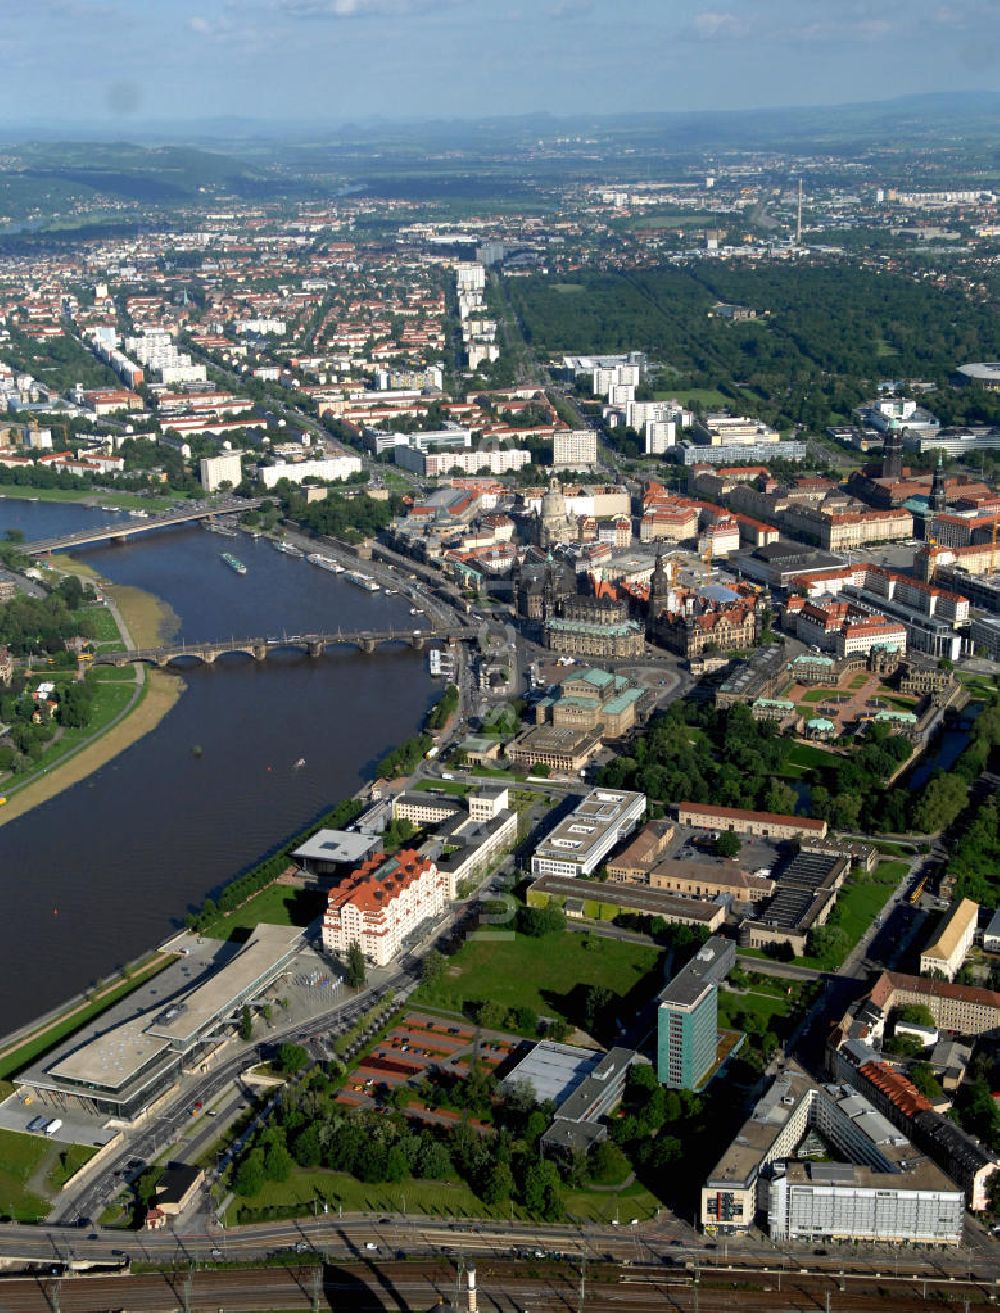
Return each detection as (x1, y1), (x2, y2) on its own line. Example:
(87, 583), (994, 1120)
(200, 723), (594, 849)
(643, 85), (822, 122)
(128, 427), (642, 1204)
(482, 1160), (515, 1206)
(524, 1159), (563, 1221)
(292, 1125), (323, 1168)
(897, 1003), (935, 1027)
(235, 1149), (266, 1197)
(135, 1167), (163, 1207)
(346, 941), (366, 988)
(715, 831), (741, 859)
(276, 1042), (309, 1075)
(264, 1141), (293, 1183)
(421, 949), (447, 987)
(583, 984), (614, 1036)
(516, 903), (566, 937)
(239, 1005), (253, 1042)
(764, 781), (798, 816)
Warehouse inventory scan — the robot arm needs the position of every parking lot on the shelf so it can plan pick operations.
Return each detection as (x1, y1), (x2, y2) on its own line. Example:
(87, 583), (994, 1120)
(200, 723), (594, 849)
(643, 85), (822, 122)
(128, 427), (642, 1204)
(337, 1011), (519, 1123)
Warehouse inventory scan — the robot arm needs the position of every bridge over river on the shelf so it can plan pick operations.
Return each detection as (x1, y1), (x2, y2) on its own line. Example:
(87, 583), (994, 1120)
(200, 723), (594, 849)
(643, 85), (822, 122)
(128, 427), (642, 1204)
(25, 497), (265, 555)
(93, 626), (470, 666)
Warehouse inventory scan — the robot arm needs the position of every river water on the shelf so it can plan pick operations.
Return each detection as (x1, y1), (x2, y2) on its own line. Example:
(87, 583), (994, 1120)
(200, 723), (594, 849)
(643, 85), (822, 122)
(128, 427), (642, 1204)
(0, 501), (437, 1034)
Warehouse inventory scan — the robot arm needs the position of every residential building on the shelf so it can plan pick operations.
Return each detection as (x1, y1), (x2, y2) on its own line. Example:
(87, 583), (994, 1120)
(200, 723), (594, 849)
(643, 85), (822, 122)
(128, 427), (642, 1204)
(199, 451), (243, 492)
(260, 454), (362, 488)
(552, 428), (598, 470)
(868, 971), (1000, 1036)
(321, 849), (449, 968)
(657, 936), (735, 1089)
(530, 789), (646, 879)
(920, 898), (978, 981)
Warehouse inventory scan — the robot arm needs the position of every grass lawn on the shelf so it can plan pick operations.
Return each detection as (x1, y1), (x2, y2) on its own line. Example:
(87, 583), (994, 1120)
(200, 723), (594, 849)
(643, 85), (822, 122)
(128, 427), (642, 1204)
(848, 674), (869, 690)
(200, 882), (326, 941)
(717, 989), (797, 1041)
(800, 687), (839, 704)
(73, 605), (121, 645)
(654, 387), (733, 409)
(0, 956), (171, 1080)
(414, 931), (661, 1021)
(0, 671), (139, 795)
(415, 779), (472, 797)
(0, 485), (177, 511)
(796, 864), (905, 970)
(0, 1129), (51, 1222)
(45, 1143), (97, 1193)
(786, 742), (841, 770)
(228, 1165), (659, 1225)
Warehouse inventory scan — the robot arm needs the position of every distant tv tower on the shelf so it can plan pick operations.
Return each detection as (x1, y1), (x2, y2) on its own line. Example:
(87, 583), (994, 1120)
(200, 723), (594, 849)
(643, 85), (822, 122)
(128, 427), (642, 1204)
(796, 178), (803, 246)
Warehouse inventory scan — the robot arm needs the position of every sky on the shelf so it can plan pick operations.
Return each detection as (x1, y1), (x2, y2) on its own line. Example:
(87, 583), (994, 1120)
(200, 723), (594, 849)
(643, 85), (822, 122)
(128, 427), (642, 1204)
(5, 0), (1000, 128)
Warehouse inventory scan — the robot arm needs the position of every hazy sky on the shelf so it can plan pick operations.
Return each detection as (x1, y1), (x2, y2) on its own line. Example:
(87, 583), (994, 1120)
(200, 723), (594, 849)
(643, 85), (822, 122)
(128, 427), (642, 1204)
(8, 0), (1000, 126)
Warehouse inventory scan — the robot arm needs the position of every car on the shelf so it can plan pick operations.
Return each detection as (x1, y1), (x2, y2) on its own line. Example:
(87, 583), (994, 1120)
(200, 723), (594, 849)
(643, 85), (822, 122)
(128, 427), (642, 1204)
(294, 1241), (309, 1253)
(378, 1217), (391, 1225)
(211, 1248), (223, 1260)
(365, 1242), (378, 1251)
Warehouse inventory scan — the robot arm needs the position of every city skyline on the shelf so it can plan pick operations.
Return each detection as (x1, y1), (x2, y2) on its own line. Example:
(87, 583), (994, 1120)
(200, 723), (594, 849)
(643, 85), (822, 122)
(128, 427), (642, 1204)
(5, 0), (1000, 128)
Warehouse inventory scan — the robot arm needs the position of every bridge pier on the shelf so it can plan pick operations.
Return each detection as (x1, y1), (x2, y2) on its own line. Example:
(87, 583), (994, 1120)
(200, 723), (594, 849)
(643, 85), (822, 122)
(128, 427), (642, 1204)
(409, 635), (425, 651)
(252, 644), (268, 661)
(308, 640), (325, 658)
(361, 639), (376, 654)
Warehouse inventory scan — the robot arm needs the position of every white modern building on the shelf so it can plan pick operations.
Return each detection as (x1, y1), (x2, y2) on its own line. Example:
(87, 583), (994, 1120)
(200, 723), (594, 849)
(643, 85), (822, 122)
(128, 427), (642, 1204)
(260, 454), (362, 488)
(199, 450), (243, 492)
(553, 429), (598, 470)
(703, 1064), (964, 1245)
(531, 789), (646, 879)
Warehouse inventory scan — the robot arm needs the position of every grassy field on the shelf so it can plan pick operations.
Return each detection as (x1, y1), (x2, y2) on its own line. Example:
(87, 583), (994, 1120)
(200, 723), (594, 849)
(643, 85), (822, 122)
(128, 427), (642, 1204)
(413, 931), (661, 1021)
(800, 687), (838, 704)
(229, 1165), (659, 1226)
(0, 955), (172, 1080)
(654, 387), (732, 409)
(717, 988), (797, 1042)
(0, 486), (177, 511)
(796, 862), (906, 970)
(785, 742), (842, 771)
(0, 1129), (51, 1221)
(201, 883), (326, 941)
(414, 779), (472, 796)
(45, 1143), (97, 1193)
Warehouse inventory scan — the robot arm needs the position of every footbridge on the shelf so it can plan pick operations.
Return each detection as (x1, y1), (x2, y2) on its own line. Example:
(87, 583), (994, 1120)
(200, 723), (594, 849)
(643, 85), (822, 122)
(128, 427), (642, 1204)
(25, 498), (265, 555)
(93, 626), (470, 667)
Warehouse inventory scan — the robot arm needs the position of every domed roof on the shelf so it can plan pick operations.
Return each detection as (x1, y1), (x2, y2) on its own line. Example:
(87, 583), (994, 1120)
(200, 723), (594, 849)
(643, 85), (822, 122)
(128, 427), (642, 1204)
(541, 476), (566, 521)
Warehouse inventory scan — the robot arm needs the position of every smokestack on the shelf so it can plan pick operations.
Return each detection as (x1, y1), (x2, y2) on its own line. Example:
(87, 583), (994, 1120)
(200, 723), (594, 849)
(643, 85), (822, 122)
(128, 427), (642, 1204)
(796, 179), (803, 246)
(467, 1267), (478, 1313)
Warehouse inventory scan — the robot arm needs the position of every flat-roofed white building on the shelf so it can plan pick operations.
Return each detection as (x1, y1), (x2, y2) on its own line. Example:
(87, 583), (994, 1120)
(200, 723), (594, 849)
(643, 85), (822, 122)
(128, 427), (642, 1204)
(531, 789), (646, 879)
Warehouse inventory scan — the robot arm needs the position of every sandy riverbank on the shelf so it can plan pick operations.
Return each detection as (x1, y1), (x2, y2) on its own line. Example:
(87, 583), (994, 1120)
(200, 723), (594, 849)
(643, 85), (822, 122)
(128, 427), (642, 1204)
(0, 669), (183, 825)
(0, 558), (184, 824)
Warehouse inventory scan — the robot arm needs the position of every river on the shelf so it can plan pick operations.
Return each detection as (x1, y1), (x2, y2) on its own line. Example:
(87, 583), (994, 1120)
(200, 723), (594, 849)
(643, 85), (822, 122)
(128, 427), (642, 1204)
(0, 501), (438, 1034)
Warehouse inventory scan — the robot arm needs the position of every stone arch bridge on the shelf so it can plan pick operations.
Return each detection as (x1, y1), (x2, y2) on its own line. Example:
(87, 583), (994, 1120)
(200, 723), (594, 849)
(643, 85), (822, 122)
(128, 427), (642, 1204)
(93, 627), (468, 668)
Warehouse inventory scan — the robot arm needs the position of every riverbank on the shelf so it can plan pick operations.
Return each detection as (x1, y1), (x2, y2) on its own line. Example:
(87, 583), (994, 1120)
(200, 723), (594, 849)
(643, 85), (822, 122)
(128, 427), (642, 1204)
(0, 484), (178, 511)
(0, 669), (183, 825)
(0, 558), (184, 824)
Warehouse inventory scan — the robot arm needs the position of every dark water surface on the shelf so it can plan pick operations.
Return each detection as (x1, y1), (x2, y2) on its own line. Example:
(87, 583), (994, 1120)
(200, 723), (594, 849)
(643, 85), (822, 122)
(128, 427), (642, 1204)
(0, 502), (436, 1033)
